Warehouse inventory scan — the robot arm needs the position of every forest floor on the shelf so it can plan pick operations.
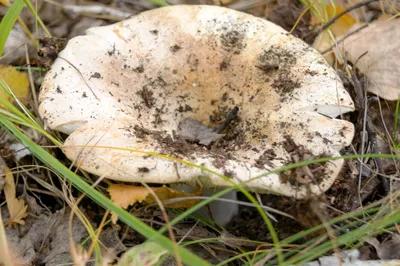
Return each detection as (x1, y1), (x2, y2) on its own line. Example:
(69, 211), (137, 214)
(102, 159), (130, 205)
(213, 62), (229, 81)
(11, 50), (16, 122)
(0, 0), (399, 265)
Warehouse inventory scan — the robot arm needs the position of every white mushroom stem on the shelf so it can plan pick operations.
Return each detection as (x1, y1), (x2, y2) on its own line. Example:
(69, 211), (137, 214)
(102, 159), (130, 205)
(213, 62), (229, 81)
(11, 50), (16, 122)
(171, 185), (239, 225)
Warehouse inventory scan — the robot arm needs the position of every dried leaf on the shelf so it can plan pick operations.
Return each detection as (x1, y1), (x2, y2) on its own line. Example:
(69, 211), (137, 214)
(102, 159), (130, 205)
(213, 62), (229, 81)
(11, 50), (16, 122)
(366, 235), (400, 259)
(0, 65), (29, 104)
(177, 118), (224, 146)
(108, 184), (149, 209)
(4, 208), (88, 265)
(337, 18), (400, 100)
(117, 242), (167, 266)
(108, 184), (202, 223)
(3, 167), (27, 226)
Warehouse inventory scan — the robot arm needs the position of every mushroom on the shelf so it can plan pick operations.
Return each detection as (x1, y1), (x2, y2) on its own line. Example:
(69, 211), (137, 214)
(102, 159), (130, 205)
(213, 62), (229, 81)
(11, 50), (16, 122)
(39, 6), (354, 207)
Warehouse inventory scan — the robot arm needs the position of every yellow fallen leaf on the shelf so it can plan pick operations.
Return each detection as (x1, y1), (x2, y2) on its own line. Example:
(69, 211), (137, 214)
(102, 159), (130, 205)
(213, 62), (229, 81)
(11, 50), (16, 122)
(3, 167), (28, 226)
(312, 4), (357, 65)
(147, 185), (202, 208)
(0, 0), (11, 6)
(310, 5), (356, 35)
(325, 5), (356, 36)
(108, 184), (149, 209)
(108, 184), (202, 223)
(0, 65), (30, 105)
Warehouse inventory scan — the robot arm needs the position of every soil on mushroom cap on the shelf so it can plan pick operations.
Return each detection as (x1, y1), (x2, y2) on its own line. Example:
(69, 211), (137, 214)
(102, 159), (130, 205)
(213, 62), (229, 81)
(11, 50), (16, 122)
(131, 114), (243, 164)
(136, 77), (167, 109)
(255, 149), (277, 169)
(220, 30), (245, 50)
(278, 135), (330, 187)
(132, 112), (330, 190)
(257, 47), (301, 98)
(131, 99), (331, 189)
(129, 104), (250, 173)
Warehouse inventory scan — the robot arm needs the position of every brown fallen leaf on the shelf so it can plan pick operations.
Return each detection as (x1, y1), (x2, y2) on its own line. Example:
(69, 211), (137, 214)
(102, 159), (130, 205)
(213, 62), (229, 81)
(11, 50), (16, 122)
(3, 167), (28, 226)
(4, 207), (88, 265)
(337, 17), (400, 100)
(366, 235), (400, 260)
(108, 184), (202, 223)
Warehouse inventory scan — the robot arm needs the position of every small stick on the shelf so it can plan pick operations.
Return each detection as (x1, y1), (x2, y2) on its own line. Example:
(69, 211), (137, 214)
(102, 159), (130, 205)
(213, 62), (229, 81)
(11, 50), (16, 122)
(321, 24), (368, 55)
(351, 72), (390, 195)
(306, 0), (379, 42)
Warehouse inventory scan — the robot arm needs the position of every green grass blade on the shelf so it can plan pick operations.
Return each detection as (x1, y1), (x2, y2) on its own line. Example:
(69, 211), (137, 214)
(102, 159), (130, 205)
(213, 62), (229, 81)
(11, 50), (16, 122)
(0, 119), (211, 266)
(0, 0), (25, 56)
(0, 82), (62, 146)
(147, 0), (169, 7)
(283, 211), (400, 265)
(22, 0), (51, 37)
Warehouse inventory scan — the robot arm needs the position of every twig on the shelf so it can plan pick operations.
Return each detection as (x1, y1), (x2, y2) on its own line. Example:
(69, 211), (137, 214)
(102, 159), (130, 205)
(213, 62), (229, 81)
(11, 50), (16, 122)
(321, 24), (368, 55)
(354, 51), (369, 67)
(365, 115), (389, 194)
(306, 0), (379, 42)
(351, 72), (390, 196)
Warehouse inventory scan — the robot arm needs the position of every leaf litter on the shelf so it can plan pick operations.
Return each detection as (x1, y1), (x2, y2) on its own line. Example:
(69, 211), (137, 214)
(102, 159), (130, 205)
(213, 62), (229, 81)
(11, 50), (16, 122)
(3, 198), (88, 266)
(1, 0), (400, 265)
(336, 16), (400, 100)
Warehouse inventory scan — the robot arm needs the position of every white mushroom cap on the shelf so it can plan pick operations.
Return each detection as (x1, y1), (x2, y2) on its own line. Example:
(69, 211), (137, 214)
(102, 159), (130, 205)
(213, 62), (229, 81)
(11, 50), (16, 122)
(39, 5), (355, 199)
